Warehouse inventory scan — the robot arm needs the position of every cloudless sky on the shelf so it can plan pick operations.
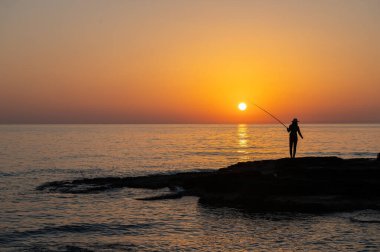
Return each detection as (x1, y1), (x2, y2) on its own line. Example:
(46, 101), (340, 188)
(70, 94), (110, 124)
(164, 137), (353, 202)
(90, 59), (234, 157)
(1, 0), (379, 123)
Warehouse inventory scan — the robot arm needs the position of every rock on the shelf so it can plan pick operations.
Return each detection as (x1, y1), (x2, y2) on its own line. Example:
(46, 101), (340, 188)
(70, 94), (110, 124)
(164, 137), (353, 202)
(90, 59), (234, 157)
(37, 157), (380, 212)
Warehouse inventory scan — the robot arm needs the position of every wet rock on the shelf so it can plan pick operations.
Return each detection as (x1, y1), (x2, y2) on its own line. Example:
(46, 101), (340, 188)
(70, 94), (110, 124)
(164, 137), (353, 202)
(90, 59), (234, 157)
(37, 157), (380, 212)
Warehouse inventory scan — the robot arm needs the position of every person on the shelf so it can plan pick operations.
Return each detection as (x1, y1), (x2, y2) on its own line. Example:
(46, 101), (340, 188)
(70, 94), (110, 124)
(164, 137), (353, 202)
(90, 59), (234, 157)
(287, 118), (303, 158)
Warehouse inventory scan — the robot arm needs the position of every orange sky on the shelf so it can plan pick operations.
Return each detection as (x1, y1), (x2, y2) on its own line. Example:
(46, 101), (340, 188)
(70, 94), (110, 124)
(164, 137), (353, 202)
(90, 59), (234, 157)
(1, 0), (379, 123)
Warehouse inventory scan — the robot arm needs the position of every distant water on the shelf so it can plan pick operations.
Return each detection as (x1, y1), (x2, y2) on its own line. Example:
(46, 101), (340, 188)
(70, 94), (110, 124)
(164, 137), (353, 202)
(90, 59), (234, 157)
(0, 124), (379, 251)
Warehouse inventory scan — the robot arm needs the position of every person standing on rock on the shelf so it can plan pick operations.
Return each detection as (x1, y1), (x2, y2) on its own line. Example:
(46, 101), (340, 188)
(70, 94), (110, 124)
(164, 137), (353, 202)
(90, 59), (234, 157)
(287, 118), (303, 158)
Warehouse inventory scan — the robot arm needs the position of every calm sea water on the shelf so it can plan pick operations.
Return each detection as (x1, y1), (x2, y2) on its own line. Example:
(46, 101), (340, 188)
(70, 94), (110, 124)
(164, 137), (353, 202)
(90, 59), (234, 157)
(0, 124), (380, 251)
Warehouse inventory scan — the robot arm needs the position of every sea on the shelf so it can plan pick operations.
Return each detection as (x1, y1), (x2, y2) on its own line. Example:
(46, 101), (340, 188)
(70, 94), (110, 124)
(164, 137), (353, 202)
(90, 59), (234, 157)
(0, 124), (380, 251)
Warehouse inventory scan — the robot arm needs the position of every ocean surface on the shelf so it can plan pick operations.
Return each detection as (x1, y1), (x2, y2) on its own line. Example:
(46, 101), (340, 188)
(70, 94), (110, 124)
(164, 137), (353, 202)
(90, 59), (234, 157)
(0, 124), (380, 251)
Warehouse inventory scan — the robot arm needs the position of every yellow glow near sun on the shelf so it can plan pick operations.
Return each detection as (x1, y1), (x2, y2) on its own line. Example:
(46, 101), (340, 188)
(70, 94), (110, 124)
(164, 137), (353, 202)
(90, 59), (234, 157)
(238, 102), (247, 111)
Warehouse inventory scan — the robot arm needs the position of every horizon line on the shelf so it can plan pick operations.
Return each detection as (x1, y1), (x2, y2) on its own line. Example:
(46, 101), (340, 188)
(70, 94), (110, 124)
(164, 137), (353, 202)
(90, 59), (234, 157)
(1, 122), (380, 125)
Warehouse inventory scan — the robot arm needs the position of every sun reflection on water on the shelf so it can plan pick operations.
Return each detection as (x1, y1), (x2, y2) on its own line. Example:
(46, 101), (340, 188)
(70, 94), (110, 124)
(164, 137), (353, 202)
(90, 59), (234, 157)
(237, 124), (250, 161)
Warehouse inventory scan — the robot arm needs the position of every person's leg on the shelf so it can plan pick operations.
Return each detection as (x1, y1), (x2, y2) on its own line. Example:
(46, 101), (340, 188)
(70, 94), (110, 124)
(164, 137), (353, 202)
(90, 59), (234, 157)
(293, 140), (298, 158)
(289, 139), (293, 158)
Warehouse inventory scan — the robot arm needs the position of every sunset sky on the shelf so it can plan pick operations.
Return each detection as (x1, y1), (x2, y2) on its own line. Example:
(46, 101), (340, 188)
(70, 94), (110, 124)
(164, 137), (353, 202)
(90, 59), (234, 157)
(1, 0), (379, 123)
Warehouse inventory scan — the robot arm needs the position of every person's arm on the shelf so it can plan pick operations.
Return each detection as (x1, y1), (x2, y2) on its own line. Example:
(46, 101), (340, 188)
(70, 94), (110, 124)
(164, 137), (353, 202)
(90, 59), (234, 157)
(287, 125), (291, 132)
(298, 127), (303, 139)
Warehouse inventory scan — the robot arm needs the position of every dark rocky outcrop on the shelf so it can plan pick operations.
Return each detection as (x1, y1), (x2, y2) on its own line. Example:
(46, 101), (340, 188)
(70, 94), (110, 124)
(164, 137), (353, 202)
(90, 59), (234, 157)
(37, 157), (380, 212)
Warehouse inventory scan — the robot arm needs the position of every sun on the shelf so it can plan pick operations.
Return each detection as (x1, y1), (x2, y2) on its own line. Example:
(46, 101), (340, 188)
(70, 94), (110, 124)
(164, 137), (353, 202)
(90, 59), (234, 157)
(238, 102), (247, 111)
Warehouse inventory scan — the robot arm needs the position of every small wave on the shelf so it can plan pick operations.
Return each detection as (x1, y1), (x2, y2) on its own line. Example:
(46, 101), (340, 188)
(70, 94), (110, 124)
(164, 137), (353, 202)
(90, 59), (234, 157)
(23, 242), (139, 252)
(302, 152), (342, 156)
(349, 210), (380, 223)
(191, 151), (238, 156)
(349, 152), (378, 157)
(0, 222), (155, 244)
(58, 154), (107, 160)
(0, 172), (15, 177)
(155, 169), (215, 175)
(22, 245), (95, 252)
(15, 167), (105, 178)
(0, 168), (97, 178)
(302, 152), (378, 158)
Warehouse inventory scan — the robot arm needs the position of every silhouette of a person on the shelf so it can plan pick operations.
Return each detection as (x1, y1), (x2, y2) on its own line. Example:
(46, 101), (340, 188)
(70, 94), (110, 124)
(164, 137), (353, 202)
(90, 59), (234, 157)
(287, 118), (303, 158)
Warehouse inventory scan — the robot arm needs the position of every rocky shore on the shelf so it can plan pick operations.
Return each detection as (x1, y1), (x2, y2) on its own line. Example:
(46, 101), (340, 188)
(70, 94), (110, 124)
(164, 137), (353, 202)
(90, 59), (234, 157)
(37, 156), (380, 212)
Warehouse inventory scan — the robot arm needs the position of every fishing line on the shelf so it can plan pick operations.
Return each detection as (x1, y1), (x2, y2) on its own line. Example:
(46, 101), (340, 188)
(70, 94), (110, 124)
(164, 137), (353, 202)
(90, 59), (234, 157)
(253, 103), (288, 129)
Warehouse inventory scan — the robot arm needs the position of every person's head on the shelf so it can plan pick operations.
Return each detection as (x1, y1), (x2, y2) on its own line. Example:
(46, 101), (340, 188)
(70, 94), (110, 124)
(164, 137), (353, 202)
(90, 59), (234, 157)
(292, 118), (299, 125)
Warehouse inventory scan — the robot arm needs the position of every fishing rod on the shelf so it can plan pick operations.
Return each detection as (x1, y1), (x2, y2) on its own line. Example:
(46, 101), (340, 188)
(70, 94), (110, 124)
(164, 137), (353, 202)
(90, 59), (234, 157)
(252, 103), (288, 129)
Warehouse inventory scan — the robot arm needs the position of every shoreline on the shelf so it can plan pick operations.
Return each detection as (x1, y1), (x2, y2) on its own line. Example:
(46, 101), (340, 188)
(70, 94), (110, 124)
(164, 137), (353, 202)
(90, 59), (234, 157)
(38, 156), (380, 213)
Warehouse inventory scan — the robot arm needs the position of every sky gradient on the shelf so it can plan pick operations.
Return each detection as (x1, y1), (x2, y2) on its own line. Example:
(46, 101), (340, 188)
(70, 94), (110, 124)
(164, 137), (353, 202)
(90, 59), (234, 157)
(1, 0), (379, 123)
